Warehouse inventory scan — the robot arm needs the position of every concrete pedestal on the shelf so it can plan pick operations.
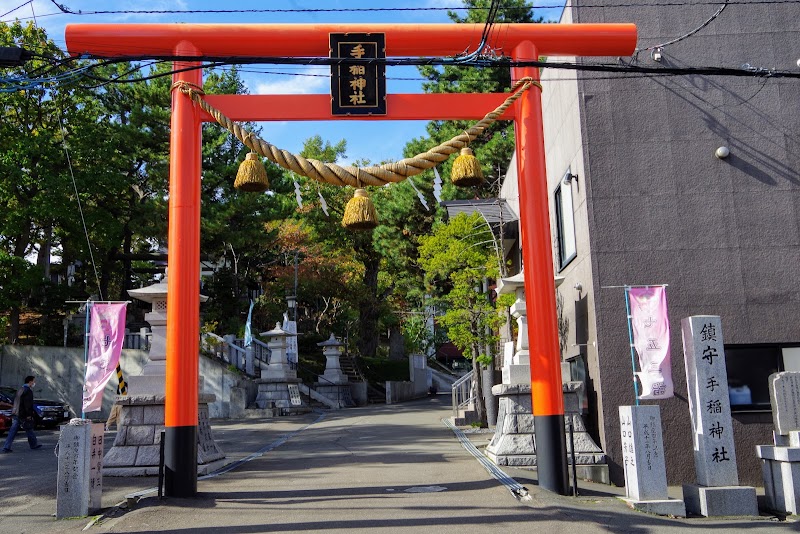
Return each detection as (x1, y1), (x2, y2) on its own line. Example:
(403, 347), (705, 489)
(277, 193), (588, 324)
(103, 394), (227, 476)
(682, 484), (759, 517)
(315, 384), (356, 407)
(255, 378), (311, 415)
(757, 444), (800, 514)
(620, 498), (687, 517)
(485, 383), (607, 483)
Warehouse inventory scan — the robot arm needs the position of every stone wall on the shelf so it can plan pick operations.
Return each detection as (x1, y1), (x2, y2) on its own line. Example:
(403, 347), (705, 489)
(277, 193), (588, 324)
(385, 380), (428, 404)
(0, 345), (149, 420)
(0, 345), (254, 420)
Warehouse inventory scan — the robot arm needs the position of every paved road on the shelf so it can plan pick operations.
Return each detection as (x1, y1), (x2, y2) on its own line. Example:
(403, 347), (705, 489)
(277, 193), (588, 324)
(1, 396), (797, 533)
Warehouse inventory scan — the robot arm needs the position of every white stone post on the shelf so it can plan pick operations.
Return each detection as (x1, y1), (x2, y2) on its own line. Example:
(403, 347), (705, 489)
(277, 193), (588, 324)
(681, 315), (757, 516)
(619, 405), (685, 516)
(56, 421), (104, 519)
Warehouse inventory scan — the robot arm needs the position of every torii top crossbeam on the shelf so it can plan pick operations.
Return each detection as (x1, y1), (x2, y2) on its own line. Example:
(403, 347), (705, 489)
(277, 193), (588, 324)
(67, 23), (635, 58)
(66, 22), (636, 498)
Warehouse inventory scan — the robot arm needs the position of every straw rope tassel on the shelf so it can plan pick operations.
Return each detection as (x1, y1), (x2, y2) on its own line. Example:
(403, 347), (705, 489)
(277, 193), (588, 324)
(342, 188), (378, 230)
(234, 152), (270, 192)
(451, 146), (484, 187)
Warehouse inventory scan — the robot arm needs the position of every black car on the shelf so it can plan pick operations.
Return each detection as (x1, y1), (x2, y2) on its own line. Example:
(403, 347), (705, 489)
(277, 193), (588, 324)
(0, 386), (72, 429)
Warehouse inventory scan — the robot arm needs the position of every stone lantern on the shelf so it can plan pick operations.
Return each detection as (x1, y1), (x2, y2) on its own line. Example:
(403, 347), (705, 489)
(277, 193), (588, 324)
(103, 277), (225, 476)
(495, 271), (529, 386)
(486, 270), (605, 481)
(314, 334), (355, 408)
(255, 323), (309, 414)
(318, 334), (347, 385)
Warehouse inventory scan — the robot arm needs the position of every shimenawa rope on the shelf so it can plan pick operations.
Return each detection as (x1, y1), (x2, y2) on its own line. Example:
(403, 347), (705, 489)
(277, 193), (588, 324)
(171, 77), (539, 188)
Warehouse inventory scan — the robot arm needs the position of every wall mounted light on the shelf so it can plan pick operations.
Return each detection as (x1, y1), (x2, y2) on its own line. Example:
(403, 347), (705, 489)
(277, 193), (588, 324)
(715, 146), (730, 159)
(574, 282), (583, 292)
(563, 172), (579, 185)
(651, 47), (663, 62)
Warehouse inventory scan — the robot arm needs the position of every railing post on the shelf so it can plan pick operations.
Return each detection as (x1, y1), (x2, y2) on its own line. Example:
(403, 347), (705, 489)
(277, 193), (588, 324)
(223, 334), (235, 366)
(245, 345), (254, 376)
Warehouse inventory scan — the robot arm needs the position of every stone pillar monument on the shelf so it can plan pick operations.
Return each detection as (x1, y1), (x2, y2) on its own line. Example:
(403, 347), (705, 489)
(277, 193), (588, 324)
(681, 315), (758, 516)
(486, 272), (606, 482)
(619, 405), (686, 516)
(314, 334), (355, 408)
(103, 278), (226, 476)
(757, 372), (800, 514)
(255, 323), (310, 415)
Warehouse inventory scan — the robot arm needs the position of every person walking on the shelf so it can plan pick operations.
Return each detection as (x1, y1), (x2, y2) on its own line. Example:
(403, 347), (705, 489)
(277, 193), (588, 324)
(2, 376), (42, 453)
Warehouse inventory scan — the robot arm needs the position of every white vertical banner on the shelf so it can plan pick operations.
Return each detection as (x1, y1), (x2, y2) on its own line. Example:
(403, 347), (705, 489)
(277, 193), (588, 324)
(244, 300), (254, 347)
(83, 303), (127, 413)
(628, 286), (674, 400)
(282, 312), (298, 363)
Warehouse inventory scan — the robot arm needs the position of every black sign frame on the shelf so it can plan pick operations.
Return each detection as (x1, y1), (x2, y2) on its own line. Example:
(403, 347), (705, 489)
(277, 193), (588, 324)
(330, 33), (386, 116)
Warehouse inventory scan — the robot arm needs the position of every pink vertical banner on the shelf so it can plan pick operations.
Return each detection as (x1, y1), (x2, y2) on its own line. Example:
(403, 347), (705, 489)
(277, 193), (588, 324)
(628, 286), (674, 400)
(83, 303), (127, 413)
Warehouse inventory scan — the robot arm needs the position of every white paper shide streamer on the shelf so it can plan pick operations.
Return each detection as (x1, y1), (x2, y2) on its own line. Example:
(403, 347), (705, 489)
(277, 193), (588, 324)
(432, 167), (442, 202)
(318, 190), (329, 216)
(407, 178), (429, 211)
(294, 180), (303, 208)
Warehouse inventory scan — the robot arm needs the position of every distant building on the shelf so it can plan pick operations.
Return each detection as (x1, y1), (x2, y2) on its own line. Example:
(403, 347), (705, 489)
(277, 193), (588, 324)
(499, 0), (799, 486)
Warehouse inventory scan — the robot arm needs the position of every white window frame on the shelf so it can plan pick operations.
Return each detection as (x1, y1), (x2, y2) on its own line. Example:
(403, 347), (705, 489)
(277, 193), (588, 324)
(554, 170), (577, 271)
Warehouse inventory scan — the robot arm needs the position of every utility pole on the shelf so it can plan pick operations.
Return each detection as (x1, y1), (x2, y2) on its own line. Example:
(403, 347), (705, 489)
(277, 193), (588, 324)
(293, 250), (298, 324)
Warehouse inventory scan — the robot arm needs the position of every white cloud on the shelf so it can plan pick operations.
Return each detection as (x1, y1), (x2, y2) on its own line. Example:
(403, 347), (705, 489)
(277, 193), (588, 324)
(252, 66), (328, 95)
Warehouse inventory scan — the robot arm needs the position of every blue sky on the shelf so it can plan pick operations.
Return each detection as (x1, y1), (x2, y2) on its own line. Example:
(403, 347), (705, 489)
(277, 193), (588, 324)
(1, 0), (564, 165)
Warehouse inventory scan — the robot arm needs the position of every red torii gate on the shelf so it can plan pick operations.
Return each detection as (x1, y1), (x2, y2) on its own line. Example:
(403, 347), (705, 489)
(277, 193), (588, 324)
(66, 22), (636, 497)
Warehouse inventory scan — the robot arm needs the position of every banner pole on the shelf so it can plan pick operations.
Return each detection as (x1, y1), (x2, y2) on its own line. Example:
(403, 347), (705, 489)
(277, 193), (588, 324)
(623, 287), (640, 406)
(81, 300), (91, 419)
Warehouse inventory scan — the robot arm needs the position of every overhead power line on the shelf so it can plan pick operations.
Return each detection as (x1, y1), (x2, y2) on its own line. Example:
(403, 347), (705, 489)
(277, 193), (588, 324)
(41, 0), (800, 16)
(62, 54), (800, 84)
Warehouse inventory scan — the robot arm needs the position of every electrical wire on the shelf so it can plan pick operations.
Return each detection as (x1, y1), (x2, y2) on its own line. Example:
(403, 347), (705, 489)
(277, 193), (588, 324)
(3, 50), (796, 94)
(57, 99), (103, 299)
(65, 55), (800, 83)
(1, 0), (32, 19)
(3, 0), (795, 24)
(634, 0), (729, 56)
(40, 0), (800, 16)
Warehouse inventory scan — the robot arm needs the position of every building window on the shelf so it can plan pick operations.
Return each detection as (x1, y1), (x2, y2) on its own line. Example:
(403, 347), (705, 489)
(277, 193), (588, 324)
(725, 344), (800, 412)
(554, 170), (577, 271)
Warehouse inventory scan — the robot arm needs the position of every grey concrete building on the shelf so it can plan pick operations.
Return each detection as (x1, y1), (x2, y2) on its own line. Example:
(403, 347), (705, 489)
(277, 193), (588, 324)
(500, 0), (799, 486)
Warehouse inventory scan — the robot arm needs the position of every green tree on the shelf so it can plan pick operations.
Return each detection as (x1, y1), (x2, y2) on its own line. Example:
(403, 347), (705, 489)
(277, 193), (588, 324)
(0, 21), (102, 340)
(408, 0), (539, 200)
(418, 212), (512, 426)
(288, 136), (389, 358)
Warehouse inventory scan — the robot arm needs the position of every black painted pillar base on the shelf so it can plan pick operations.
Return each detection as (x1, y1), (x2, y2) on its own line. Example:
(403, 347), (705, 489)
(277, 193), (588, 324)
(165, 425), (198, 497)
(534, 414), (569, 495)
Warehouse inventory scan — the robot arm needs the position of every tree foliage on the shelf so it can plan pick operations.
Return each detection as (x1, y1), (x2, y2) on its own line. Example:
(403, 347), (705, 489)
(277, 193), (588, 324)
(418, 212), (513, 425)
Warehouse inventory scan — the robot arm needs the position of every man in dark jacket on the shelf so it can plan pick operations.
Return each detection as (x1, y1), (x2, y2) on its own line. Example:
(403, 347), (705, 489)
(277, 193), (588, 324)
(2, 375), (42, 452)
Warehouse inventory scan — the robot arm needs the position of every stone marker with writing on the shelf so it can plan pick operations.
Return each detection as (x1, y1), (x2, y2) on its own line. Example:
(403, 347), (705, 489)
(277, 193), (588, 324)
(769, 372), (800, 437)
(757, 371), (800, 514)
(57, 420), (104, 519)
(619, 405), (685, 516)
(681, 315), (757, 517)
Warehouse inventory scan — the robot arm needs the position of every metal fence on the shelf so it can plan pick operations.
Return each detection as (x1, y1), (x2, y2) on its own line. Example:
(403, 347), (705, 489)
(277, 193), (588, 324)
(123, 328), (151, 350)
(451, 370), (475, 418)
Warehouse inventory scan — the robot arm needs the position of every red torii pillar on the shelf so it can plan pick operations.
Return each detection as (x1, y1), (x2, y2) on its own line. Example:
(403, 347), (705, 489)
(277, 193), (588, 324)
(66, 22), (636, 497)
